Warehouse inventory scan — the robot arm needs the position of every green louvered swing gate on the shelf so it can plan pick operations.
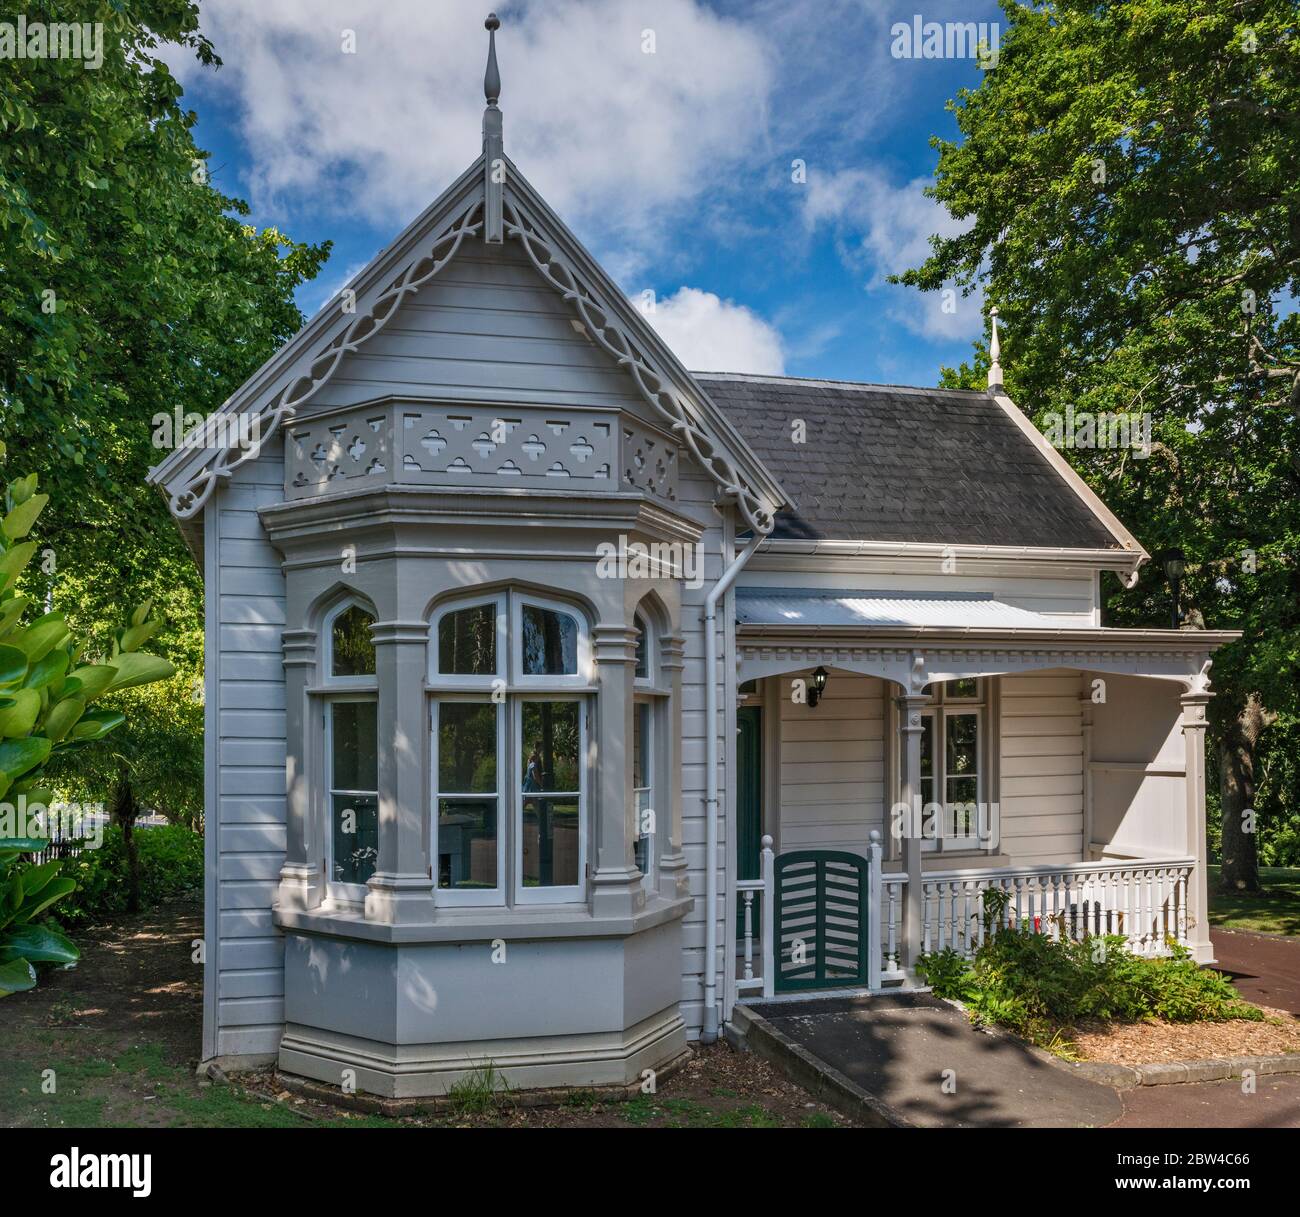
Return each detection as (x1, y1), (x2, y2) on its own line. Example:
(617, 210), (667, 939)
(773, 850), (870, 993)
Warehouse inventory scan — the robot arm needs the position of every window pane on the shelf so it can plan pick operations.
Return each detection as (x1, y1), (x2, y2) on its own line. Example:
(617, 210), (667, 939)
(439, 604), (496, 675)
(634, 703), (652, 876)
(521, 701), (580, 791)
(920, 717), (936, 836)
(947, 678), (979, 700)
(521, 797), (579, 888)
(634, 615), (649, 679)
(332, 794), (378, 886)
(332, 701), (378, 791)
(945, 713), (979, 778)
(438, 702), (497, 793)
(633, 703), (649, 791)
(332, 606), (375, 677)
(438, 797), (498, 890)
(521, 604), (578, 676)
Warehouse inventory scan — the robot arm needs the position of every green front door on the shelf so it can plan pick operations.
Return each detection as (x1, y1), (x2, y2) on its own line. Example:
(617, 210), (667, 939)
(735, 705), (762, 936)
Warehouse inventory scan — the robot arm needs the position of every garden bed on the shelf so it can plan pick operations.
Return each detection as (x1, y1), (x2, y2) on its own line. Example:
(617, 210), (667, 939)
(1069, 1006), (1300, 1067)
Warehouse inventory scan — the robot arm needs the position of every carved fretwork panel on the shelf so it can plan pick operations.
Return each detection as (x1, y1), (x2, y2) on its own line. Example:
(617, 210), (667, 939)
(397, 407), (616, 488)
(282, 402), (685, 505)
(285, 412), (391, 497)
(620, 419), (679, 504)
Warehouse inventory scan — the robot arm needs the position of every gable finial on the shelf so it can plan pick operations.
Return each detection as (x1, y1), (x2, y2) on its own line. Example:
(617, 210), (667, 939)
(482, 13), (504, 244)
(484, 13), (501, 107)
(987, 305), (1003, 390)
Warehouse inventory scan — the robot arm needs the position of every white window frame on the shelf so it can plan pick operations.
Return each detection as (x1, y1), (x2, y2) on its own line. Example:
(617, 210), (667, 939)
(431, 696), (505, 907)
(429, 592), (507, 688)
(632, 697), (656, 892)
(512, 694), (587, 905)
(918, 679), (989, 855)
(428, 590), (595, 909)
(324, 693), (379, 905)
(512, 593), (592, 688)
(319, 598), (378, 903)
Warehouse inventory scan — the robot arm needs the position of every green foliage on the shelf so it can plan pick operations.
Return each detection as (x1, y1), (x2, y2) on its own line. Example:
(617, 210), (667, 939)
(0, 841), (79, 995)
(55, 825), (203, 929)
(898, 0), (1300, 877)
(1, 1), (329, 825)
(0, 446), (175, 805)
(919, 929), (1263, 1046)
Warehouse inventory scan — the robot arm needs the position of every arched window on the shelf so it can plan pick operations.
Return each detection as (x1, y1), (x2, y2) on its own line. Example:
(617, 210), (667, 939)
(321, 601), (378, 900)
(430, 591), (591, 906)
(331, 604), (377, 678)
(632, 609), (666, 891)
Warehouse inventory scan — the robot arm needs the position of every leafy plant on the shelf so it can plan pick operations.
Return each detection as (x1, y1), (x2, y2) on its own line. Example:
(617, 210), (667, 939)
(0, 442), (177, 993)
(0, 839), (79, 995)
(920, 927), (1263, 1048)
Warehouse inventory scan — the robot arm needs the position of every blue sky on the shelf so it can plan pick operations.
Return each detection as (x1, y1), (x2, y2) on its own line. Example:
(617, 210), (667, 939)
(169, 0), (1005, 387)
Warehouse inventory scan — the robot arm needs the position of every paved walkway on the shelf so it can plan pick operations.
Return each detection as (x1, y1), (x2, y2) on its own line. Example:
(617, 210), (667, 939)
(1110, 1073), (1300, 1127)
(1211, 928), (1300, 1015)
(748, 993), (1122, 1127)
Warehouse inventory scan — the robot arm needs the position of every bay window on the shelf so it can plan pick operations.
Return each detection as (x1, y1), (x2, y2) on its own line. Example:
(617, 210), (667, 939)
(431, 592), (591, 906)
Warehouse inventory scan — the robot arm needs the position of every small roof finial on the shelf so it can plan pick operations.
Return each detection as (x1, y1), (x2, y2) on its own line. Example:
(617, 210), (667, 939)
(987, 305), (1003, 390)
(484, 13), (501, 107)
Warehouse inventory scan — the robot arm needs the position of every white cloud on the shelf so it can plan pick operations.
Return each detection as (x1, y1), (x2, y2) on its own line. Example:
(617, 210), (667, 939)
(640, 287), (785, 375)
(170, 0), (772, 247)
(803, 169), (981, 341)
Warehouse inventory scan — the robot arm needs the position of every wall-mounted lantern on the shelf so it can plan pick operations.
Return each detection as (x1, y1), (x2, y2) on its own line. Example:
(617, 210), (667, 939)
(808, 666), (829, 708)
(1161, 547), (1186, 629)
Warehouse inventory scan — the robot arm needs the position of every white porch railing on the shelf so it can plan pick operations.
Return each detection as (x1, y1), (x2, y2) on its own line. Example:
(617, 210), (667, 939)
(735, 836), (774, 998)
(919, 858), (1197, 959)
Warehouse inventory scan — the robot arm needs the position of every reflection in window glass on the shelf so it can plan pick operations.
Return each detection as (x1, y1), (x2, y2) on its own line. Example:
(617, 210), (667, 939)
(330, 701), (378, 886)
(945, 713), (979, 836)
(946, 678), (980, 700)
(919, 716), (936, 839)
(332, 606), (376, 677)
(521, 605), (578, 676)
(634, 615), (649, 680)
(437, 702), (498, 890)
(520, 701), (580, 887)
(439, 603), (497, 675)
(633, 702), (652, 877)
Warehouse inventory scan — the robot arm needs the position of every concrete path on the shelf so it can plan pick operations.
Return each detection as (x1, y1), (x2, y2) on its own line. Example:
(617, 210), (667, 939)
(748, 993), (1122, 1127)
(1211, 928), (1300, 1015)
(1110, 1073), (1300, 1128)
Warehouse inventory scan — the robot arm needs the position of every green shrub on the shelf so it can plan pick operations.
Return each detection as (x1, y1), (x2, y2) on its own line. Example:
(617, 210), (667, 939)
(918, 928), (1262, 1046)
(0, 840), (79, 995)
(54, 825), (202, 928)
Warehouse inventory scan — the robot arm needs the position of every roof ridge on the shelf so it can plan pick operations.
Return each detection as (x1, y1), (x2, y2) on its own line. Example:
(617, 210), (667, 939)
(691, 371), (991, 397)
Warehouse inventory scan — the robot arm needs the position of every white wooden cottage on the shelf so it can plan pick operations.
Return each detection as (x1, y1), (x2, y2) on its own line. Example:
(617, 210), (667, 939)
(149, 17), (1235, 1097)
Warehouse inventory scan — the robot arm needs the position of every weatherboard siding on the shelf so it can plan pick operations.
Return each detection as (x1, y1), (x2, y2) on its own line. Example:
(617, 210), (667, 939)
(998, 669), (1085, 865)
(777, 673), (887, 856)
(675, 464), (727, 1037)
(302, 241), (652, 417)
(210, 439), (288, 1060)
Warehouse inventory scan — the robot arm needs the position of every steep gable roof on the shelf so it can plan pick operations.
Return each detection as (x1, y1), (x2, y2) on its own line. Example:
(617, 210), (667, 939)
(147, 157), (787, 537)
(697, 373), (1141, 552)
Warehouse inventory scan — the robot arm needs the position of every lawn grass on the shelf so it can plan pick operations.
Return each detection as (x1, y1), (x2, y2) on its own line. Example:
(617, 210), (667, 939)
(1208, 865), (1300, 935)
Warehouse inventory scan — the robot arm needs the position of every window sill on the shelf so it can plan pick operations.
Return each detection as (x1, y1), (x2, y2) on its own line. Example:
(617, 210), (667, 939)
(273, 891), (693, 945)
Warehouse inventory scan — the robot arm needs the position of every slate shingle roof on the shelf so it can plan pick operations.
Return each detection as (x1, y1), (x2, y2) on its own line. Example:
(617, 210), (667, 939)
(694, 373), (1122, 549)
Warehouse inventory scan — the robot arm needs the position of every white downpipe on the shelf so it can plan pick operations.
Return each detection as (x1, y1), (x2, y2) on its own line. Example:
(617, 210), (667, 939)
(701, 530), (763, 1042)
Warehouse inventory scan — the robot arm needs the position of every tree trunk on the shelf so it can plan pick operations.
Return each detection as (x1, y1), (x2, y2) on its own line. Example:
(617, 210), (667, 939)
(1217, 693), (1275, 894)
(109, 767), (142, 914)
